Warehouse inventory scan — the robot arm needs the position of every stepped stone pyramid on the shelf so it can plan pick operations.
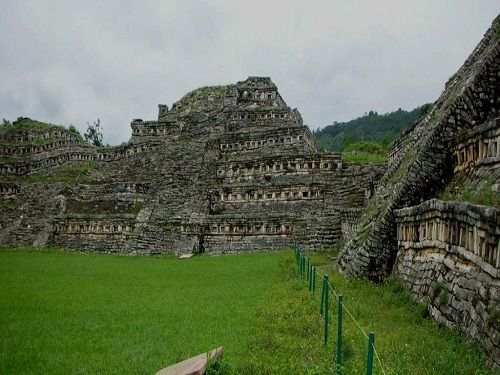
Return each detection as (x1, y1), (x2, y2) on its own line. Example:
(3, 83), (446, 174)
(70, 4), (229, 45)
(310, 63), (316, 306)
(0, 77), (384, 254)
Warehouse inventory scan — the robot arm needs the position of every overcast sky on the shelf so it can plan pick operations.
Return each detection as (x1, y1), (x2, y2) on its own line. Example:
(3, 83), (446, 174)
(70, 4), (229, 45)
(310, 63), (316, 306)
(1, 1), (498, 144)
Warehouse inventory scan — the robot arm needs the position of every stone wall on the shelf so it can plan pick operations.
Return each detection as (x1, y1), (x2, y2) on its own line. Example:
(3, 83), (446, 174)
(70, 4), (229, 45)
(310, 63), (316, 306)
(0, 76), (383, 255)
(394, 199), (499, 366)
(0, 151), (95, 175)
(454, 118), (499, 173)
(0, 183), (20, 195)
(216, 153), (342, 183)
(0, 139), (162, 175)
(338, 16), (500, 281)
(0, 139), (82, 156)
(202, 216), (293, 253)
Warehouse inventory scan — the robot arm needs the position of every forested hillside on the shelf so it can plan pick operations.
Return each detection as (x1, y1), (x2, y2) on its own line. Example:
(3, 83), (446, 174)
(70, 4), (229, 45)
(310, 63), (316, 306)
(313, 104), (431, 152)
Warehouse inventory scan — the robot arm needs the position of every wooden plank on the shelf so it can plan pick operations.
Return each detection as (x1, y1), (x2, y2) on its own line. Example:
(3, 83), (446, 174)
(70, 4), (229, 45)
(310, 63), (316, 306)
(179, 253), (194, 259)
(155, 347), (224, 375)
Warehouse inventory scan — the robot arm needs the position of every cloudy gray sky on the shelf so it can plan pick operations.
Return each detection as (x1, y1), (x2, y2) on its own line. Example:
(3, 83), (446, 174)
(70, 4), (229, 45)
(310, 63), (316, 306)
(1, 1), (498, 144)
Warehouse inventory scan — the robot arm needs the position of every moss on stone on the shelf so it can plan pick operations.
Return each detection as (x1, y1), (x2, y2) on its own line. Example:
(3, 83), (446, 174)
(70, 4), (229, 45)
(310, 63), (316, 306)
(0, 118), (66, 135)
(488, 308), (500, 329)
(25, 162), (96, 185)
(439, 171), (500, 208)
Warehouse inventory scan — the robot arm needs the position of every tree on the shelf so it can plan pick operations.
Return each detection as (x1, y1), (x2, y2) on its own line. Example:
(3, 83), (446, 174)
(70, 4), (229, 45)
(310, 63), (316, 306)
(84, 119), (103, 147)
(2, 118), (11, 126)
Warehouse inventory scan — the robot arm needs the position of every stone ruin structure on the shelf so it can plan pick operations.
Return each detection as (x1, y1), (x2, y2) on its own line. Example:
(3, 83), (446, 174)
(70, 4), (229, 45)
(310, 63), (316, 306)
(0, 77), (383, 256)
(338, 16), (500, 366)
(1, 15), (499, 367)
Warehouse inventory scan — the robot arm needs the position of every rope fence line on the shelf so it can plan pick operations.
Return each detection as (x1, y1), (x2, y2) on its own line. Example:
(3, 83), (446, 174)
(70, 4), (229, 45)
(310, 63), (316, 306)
(294, 245), (388, 375)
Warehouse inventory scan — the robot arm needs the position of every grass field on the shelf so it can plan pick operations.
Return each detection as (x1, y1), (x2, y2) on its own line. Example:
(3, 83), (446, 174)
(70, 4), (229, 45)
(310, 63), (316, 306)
(0, 250), (280, 374)
(0, 249), (497, 374)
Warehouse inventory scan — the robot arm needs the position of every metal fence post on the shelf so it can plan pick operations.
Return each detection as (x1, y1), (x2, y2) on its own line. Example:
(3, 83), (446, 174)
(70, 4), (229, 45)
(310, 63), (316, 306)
(320, 275), (326, 315)
(324, 275), (329, 346)
(366, 332), (375, 375)
(312, 267), (316, 292)
(306, 258), (310, 281)
(302, 254), (306, 277)
(307, 263), (312, 291)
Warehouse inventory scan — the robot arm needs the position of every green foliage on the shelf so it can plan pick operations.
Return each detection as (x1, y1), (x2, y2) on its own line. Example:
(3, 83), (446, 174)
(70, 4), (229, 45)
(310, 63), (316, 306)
(67, 124), (83, 140)
(0, 119), (83, 147)
(432, 282), (449, 304)
(0, 118), (65, 135)
(343, 141), (385, 154)
(34, 137), (45, 145)
(488, 308), (500, 329)
(314, 104), (431, 152)
(439, 171), (500, 208)
(342, 141), (388, 163)
(330, 243), (344, 259)
(319, 264), (491, 374)
(196, 85), (227, 96)
(84, 119), (103, 147)
(419, 103), (432, 116)
(26, 162), (95, 184)
(0, 250), (281, 374)
(174, 85), (228, 112)
(215, 253), (493, 374)
(0, 250), (494, 374)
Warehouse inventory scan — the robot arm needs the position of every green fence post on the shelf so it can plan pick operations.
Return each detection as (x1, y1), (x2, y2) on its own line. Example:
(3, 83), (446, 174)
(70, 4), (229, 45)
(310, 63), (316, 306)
(302, 254), (306, 277)
(308, 262), (312, 291)
(324, 275), (329, 346)
(366, 332), (375, 375)
(307, 260), (310, 289)
(312, 267), (316, 293)
(306, 258), (309, 281)
(299, 253), (302, 275)
(309, 263), (313, 291)
(337, 294), (343, 374)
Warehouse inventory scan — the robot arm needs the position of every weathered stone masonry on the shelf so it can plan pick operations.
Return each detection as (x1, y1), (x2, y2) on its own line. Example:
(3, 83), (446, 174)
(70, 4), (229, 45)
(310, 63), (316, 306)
(454, 118), (500, 173)
(338, 17), (499, 281)
(0, 77), (383, 256)
(337, 16), (500, 367)
(394, 199), (499, 366)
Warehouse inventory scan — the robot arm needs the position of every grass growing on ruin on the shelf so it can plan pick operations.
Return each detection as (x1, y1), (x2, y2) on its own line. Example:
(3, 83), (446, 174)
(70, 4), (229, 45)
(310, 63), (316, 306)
(0, 118), (67, 135)
(439, 171), (500, 208)
(25, 162), (96, 184)
(1, 250), (496, 374)
(0, 249), (281, 374)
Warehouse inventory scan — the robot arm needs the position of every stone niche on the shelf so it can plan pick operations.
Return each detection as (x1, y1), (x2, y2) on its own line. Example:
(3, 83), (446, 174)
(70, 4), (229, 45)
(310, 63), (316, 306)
(454, 119), (500, 173)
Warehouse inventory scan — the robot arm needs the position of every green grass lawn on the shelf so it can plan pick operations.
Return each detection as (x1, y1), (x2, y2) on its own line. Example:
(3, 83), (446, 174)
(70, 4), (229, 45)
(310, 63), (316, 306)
(0, 250), (281, 374)
(0, 249), (497, 374)
(239, 253), (496, 374)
